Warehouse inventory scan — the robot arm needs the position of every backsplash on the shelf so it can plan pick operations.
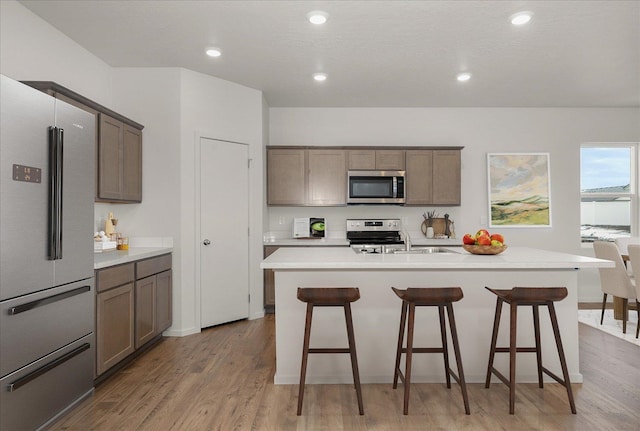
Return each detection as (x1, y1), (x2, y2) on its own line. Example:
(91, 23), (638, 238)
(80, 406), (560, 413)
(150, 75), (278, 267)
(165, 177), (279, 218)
(267, 206), (463, 240)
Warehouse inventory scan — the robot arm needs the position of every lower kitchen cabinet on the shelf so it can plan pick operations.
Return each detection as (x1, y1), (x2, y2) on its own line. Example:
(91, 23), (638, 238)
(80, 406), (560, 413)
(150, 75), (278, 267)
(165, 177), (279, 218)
(96, 281), (135, 376)
(156, 270), (172, 333)
(135, 276), (156, 348)
(135, 269), (172, 348)
(95, 253), (172, 377)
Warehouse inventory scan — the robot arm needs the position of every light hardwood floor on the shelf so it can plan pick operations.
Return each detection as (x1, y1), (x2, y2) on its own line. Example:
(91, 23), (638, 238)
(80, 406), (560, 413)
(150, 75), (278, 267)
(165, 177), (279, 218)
(51, 315), (639, 430)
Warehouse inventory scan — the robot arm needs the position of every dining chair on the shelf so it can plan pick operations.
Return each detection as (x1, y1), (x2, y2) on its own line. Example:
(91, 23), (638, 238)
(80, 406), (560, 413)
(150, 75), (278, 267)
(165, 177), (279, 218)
(593, 241), (636, 334)
(626, 245), (640, 338)
(615, 237), (640, 276)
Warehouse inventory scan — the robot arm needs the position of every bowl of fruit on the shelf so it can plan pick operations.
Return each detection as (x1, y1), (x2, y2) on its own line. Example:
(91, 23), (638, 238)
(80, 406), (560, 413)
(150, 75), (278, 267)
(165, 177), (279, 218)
(462, 229), (507, 255)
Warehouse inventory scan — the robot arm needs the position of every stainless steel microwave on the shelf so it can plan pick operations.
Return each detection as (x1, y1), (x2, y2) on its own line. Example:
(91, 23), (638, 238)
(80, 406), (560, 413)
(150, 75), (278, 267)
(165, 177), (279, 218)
(347, 170), (405, 204)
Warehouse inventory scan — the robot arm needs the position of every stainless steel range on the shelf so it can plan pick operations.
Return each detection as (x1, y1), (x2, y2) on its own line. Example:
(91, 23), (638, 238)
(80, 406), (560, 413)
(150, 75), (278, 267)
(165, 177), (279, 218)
(347, 219), (405, 254)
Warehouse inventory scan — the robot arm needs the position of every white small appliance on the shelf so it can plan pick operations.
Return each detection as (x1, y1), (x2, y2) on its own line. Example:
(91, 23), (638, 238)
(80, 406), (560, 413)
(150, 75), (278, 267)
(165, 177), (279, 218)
(293, 217), (326, 238)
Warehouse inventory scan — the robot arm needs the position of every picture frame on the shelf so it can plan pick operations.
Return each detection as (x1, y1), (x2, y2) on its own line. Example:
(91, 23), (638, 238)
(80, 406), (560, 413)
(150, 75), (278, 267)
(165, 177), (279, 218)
(487, 153), (552, 227)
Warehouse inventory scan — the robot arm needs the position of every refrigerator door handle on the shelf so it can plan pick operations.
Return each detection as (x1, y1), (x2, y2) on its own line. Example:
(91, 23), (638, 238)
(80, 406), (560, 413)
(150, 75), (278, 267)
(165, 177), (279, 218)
(56, 127), (64, 260)
(6, 343), (90, 392)
(47, 127), (64, 260)
(7, 285), (90, 315)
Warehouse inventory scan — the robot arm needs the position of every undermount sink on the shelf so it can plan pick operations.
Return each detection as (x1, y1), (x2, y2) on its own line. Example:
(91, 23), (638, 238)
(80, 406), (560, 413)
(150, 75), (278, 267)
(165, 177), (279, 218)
(391, 247), (459, 254)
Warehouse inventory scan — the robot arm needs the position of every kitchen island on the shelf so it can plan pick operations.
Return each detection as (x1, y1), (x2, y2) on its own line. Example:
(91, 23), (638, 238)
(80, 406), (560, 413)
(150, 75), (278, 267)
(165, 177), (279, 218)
(260, 246), (612, 385)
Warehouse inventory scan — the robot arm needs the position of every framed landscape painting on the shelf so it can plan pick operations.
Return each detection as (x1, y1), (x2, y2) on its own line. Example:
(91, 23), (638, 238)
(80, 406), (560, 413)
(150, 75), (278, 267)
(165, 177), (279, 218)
(487, 153), (552, 227)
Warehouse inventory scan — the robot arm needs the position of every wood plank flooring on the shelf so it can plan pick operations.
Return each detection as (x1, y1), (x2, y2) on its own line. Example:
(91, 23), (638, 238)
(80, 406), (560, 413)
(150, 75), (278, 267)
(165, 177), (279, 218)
(51, 315), (639, 430)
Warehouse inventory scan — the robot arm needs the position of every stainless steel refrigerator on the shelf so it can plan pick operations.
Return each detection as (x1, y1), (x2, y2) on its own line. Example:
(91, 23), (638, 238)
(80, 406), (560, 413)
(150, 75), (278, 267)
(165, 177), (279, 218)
(1, 75), (95, 430)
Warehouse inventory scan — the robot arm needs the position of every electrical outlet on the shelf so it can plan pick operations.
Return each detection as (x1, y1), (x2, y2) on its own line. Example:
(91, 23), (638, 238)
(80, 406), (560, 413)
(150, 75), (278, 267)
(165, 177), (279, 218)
(278, 216), (286, 225)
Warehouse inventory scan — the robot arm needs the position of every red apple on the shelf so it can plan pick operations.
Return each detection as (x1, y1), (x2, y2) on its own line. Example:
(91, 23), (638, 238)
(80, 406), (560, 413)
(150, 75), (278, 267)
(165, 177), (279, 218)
(463, 234), (476, 245)
(477, 235), (491, 246)
(476, 229), (490, 238)
(490, 233), (504, 244)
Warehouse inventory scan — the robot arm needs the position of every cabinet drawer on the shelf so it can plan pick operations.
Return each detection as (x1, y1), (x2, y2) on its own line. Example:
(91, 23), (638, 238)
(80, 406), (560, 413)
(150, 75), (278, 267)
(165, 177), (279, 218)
(136, 254), (172, 279)
(96, 263), (135, 292)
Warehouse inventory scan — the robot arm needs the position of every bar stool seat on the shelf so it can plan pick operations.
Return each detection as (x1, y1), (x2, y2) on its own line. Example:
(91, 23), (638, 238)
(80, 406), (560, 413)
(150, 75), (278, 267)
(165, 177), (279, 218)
(484, 286), (576, 415)
(296, 287), (364, 416)
(392, 286), (470, 415)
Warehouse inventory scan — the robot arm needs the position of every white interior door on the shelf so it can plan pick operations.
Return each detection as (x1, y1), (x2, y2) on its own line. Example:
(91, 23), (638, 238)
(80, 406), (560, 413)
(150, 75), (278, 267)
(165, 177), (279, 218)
(199, 138), (249, 328)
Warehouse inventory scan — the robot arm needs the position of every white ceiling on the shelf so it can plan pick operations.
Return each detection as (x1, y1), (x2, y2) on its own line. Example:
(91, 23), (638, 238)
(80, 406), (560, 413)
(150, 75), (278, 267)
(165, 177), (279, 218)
(20, 0), (640, 108)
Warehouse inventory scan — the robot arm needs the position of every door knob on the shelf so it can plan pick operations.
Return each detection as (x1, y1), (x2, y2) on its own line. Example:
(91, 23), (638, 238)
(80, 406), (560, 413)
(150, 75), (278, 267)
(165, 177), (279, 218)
(203, 239), (211, 246)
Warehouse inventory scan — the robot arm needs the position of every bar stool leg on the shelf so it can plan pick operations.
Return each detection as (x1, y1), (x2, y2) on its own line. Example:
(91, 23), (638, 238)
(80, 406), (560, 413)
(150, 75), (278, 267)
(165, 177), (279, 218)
(403, 302), (416, 415)
(344, 303), (364, 415)
(485, 297), (503, 388)
(438, 305), (451, 388)
(297, 303), (314, 416)
(393, 301), (408, 389)
(532, 305), (544, 388)
(548, 302), (577, 414)
(446, 303), (471, 415)
(509, 302), (518, 415)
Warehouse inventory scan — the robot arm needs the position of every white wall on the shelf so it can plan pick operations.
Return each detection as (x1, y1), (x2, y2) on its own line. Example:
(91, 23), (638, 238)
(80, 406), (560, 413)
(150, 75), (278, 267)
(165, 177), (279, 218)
(269, 108), (640, 301)
(0, 0), (112, 106)
(177, 69), (265, 330)
(1, 1), (266, 336)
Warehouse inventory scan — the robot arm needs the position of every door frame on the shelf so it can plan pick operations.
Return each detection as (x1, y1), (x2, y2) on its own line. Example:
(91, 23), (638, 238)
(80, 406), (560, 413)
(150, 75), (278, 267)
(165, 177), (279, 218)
(194, 133), (250, 329)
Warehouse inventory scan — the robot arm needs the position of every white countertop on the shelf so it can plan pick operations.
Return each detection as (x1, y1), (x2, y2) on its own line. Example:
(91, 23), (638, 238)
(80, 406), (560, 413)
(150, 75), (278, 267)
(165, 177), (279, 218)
(260, 246), (613, 270)
(94, 247), (173, 269)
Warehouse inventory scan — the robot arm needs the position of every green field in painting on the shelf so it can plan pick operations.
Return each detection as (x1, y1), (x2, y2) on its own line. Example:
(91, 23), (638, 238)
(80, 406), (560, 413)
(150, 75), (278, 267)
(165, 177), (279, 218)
(491, 196), (550, 225)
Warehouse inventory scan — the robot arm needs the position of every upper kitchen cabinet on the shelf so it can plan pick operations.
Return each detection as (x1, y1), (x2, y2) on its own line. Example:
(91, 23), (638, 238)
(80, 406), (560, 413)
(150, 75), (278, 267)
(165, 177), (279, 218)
(98, 114), (142, 202)
(267, 148), (347, 206)
(405, 149), (462, 205)
(307, 149), (346, 205)
(21, 81), (144, 203)
(267, 148), (306, 205)
(348, 149), (405, 170)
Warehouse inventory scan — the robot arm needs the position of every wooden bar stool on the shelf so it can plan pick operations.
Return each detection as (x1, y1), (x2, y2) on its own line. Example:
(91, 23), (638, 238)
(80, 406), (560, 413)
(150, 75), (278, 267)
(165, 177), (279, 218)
(296, 287), (364, 416)
(391, 287), (470, 415)
(484, 286), (576, 415)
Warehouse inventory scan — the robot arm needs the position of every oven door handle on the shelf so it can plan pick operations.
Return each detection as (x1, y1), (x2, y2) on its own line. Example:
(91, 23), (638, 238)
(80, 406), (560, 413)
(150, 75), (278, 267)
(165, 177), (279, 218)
(7, 343), (90, 392)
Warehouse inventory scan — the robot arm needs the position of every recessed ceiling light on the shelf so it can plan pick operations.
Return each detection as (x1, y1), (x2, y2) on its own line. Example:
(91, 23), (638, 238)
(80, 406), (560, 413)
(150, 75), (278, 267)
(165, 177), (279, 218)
(510, 11), (533, 26)
(206, 48), (222, 57)
(307, 11), (329, 25)
(456, 72), (471, 82)
(313, 73), (328, 82)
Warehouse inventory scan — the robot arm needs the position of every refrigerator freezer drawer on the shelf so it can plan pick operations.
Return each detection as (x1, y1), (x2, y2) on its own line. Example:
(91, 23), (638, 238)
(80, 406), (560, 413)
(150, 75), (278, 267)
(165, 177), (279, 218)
(0, 279), (94, 378)
(0, 334), (94, 431)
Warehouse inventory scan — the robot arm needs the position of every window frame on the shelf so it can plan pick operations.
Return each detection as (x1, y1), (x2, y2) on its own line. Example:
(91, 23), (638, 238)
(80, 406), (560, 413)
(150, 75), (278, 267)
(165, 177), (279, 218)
(580, 142), (638, 244)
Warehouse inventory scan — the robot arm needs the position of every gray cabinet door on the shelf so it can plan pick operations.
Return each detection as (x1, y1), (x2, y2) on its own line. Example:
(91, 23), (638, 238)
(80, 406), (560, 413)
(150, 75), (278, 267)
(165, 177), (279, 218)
(122, 124), (142, 202)
(135, 276), (156, 348)
(267, 149), (306, 204)
(433, 150), (461, 205)
(155, 270), (172, 334)
(308, 149), (347, 205)
(405, 150), (434, 205)
(98, 113), (123, 200)
(96, 283), (134, 375)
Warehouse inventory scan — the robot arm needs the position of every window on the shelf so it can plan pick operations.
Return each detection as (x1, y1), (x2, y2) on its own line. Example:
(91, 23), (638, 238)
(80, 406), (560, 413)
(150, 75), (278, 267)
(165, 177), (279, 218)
(580, 144), (638, 243)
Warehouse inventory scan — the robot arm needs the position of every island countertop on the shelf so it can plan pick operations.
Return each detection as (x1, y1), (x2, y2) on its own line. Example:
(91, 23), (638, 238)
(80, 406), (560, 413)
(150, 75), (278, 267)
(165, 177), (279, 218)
(265, 246), (612, 386)
(260, 246), (613, 270)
